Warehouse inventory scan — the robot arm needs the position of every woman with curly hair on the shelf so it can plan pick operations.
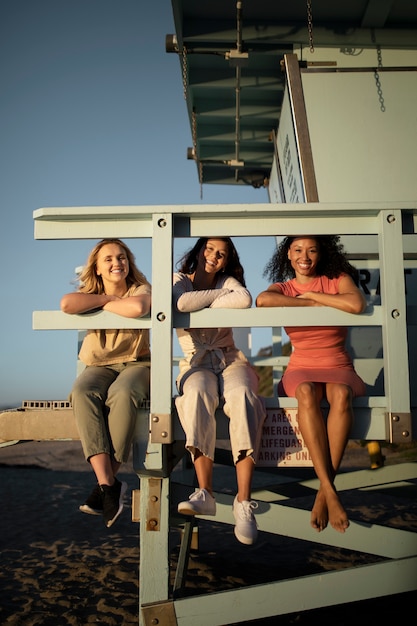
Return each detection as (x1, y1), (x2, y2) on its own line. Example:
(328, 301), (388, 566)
(174, 237), (266, 545)
(256, 236), (366, 534)
(61, 239), (151, 528)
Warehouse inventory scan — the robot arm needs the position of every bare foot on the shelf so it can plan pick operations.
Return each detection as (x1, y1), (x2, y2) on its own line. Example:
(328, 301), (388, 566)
(326, 490), (349, 533)
(311, 488), (349, 533)
(310, 489), (328, 532)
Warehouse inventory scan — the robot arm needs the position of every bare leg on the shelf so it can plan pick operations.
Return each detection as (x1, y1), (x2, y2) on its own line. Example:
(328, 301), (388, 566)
(325, 383), (353, 472)
(236, 454), (255, 502)
(295, 382), (350, 533)
(194, 451), (214, 496)
(192, 450), (254, 502)
(322, 383), (353, 532)
(90, 452), (120, 486)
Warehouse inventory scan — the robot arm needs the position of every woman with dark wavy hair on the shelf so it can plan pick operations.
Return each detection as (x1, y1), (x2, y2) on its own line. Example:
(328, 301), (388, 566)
(61, 239), (151, 529)
(256, 235), (366, 534)
(174, 237), (266, 545)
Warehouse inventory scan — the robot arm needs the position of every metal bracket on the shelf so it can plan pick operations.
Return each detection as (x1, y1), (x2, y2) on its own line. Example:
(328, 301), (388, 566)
(389, 412), (412, 443)
(141, 600), (177, 626)
(146, 478), (162, 532)
(226, 49), (249, 66)
(150, 413), (172, 443)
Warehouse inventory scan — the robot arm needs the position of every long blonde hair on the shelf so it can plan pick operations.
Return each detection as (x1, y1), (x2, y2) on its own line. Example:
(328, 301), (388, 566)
(78, 239), (149, 294)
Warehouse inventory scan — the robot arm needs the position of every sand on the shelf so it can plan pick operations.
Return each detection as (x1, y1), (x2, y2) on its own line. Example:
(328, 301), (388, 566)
(0, 440), (416, 625)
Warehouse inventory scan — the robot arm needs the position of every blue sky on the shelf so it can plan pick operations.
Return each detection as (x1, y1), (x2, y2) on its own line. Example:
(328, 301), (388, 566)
(0, 0), (276, 408)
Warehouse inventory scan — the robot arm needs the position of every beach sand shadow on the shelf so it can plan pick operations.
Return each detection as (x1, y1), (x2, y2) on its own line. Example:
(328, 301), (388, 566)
(0, 441), (416, 624)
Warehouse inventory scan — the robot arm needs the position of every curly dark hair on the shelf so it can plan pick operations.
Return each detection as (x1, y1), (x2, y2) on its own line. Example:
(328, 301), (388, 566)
(263, 235), (359, 284)
(176, 237), (246, 286)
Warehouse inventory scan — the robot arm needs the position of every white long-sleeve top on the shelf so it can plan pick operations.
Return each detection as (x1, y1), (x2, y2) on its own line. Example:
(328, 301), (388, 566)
(173, 272), (252, 376)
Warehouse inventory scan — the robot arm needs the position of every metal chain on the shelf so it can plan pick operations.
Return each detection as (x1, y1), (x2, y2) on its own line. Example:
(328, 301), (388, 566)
(192, 109), (203, 196)
(198, 162), (203, 199)
(184, 46), (203, 196)
(191, 109), (198, 165)
(307, 0), (314, 53)
(181, 45), (188, 100)
(371, 30), (386, 112)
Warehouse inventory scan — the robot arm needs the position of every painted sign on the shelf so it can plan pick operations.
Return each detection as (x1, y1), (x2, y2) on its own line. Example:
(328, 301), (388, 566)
(276, 87), (305, 203)
(257, 407), (313, 467)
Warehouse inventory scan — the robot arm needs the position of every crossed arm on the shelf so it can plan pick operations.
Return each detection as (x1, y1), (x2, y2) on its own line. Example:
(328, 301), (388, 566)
(60, 292), (151, 318)
(173, 274), (252, 312)
(256, 275), (366, 314)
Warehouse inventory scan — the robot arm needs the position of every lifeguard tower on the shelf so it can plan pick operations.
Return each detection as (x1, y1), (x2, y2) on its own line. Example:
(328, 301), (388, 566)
(1, 2), (417, 624)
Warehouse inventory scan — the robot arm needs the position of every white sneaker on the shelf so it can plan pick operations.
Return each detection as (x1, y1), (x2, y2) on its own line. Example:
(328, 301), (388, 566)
(233, 496), (258, 545)
(177, 488), (216, 516)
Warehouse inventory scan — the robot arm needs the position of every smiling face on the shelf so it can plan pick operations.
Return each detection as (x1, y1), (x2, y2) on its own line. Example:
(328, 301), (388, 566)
(95, 242), (129, 293)
(287, 237), (320, 281)
(198, 238), (229, 275)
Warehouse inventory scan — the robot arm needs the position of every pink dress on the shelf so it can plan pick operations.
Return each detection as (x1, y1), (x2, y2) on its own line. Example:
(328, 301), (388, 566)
(276, 275), (366, 398)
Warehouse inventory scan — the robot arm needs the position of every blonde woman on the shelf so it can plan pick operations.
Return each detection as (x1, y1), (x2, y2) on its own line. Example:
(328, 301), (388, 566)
(61, 239), (151, 528)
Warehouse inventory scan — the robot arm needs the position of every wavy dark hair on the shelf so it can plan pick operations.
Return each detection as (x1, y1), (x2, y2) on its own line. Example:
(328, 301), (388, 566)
(176, 237), (246, 286)
(263, 235), (359, 284)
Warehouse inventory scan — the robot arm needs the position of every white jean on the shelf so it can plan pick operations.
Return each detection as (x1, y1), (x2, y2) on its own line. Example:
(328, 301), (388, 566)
(175, 361), (266, 464)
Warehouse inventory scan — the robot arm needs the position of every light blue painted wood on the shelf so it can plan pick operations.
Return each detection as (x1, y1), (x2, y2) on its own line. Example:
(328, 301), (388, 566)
(31, 201), (417, 624)
(172, 557), (417, 625)
(378, 210), (410, 414)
